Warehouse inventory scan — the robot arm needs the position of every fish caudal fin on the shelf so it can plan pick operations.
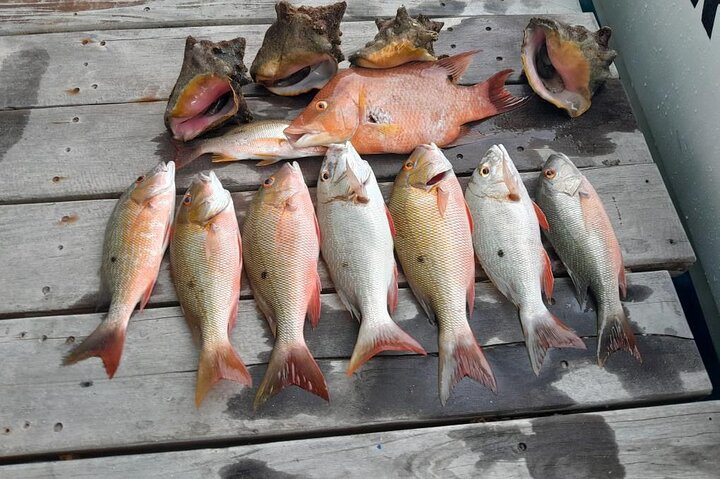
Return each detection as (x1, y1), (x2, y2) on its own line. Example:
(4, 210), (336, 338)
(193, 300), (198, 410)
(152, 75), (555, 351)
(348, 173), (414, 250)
(62, 315), (129, 379)
(173, 141), (204, 170)
(597, 304), (641, 367)
(521, 307), (586, 375)
(195, 341), (252, 408)
(438, 325), (496, 406)
(347, 315), (427, 376)
(254, 342), (329, 410)
(474, 69), (529, 118)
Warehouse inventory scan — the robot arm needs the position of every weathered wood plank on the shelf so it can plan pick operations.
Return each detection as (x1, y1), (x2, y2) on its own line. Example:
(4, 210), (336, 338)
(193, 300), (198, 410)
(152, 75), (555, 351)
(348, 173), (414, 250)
(0, 13), (599, 110)
(0, 0), (583, 36)
(0, 81), (650, 203)
(0, 271), (692, 384)
(4, 400), (718, 478)
(0, 163), (694, 316)
(0, 333), (710, 459)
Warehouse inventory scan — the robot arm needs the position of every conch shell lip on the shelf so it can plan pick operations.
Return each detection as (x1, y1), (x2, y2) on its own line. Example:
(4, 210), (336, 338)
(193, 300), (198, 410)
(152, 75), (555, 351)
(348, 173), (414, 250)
(520, 17), (617, 118)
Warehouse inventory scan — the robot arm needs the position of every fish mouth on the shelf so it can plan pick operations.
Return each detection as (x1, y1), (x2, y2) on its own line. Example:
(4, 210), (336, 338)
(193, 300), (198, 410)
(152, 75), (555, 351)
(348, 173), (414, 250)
(521, 18), (615, 118)
(167, 75), (238, 141)
(426, 169), (450, 186)
(255, 57), (338, 96)
(284, 127), (344, 148)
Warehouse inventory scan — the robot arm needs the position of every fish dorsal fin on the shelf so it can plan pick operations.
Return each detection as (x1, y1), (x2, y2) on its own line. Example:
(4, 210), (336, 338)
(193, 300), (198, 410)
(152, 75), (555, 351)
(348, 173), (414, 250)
(435, 50), (479, 83)
(533, 201), (550, 231)
(385, 205), (396, 237)
(345, 164), (370, 204)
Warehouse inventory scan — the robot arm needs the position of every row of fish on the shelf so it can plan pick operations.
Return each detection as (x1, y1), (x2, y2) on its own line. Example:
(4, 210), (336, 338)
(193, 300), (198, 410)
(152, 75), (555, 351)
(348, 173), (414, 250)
(166, 2), (615, 164)
(64, 143), (639, 408)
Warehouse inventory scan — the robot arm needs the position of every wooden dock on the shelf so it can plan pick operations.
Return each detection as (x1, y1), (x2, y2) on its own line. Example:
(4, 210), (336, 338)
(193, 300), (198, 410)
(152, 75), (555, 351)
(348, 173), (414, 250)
(1, 1), (717, 477)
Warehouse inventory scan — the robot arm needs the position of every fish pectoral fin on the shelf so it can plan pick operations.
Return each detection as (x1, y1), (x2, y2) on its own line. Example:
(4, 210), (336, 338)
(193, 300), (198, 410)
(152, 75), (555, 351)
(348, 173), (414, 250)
(567, 267), (589, 309)
(336, 287), (361, 322)
(541, 248), (554, 301)
(533, 201), (550, 231)
(139, 278), (156, 311)
(363, 122), (402, 136)
(435, 50), (479, 83)
(385, 205), (397, 237)
(211, 153), (238, 163)
(254, 292), (277, 337)
(255, 157), (282, 167)
(204, 223), (224, 262)
(180, 305), (203, 346)
(463, 198), (475, 233)
(467, 280), (475, 316)
(306, 270), (322, 329)
(406, 277), (436, 326)
(619, 267), (628, 299)
(502, 158), (522, 202)
(284, 192), (300, 212)
(388, 262), (399, 315)
(436, 185), (450, 217)
(345, 162), (370, 204)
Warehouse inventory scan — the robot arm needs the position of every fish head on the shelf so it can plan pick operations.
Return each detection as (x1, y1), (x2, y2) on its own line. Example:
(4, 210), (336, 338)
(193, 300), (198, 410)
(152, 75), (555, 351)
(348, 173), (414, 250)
(130, 161), (176, 204)
(396, 143), (454, 192)
(349, 6), (443, 68)
(540, 153), (583, 196)
(318, 141), (373, 204)
(283, 74), (361, 148)
(250, 1), (346, 96)
(521, 17), (616, 117)
(256, 161), (307, 208)
(165, 36), (253, 142)
(178, 170), (231, 225)
(468, 144), (523, 200)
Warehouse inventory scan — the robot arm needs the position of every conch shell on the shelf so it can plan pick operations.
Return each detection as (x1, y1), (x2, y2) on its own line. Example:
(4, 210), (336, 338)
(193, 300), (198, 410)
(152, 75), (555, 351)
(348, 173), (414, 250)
(521, 17), (616, 118)
(349, 6), (444, 68)
(165, 36), (253, 142)
(251, 1), (346, 96)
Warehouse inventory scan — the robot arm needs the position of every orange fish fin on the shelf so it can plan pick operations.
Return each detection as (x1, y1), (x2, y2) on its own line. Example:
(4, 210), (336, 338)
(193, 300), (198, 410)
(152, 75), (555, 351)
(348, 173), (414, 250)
(522, 309), (586, 375)
(443, 125), (486, 148)
(474, 69), (529, 117)
(62, 312), (130, 379)
(228, 299), (239, 334)
(619, 268), (627, 299)
(541, 248), (554, 301)
(467, 280), (475, 316)
(345, 162), (370, 204)
(285, 192), (300, 212)
(139, 277), (156, 311)
(385, 205), (396, 237)
(533, 201), (550, 231)
(435, 50), (480, 83)
(181, 305), (203, 346)
(463, 198), (475, 233)
(254, 342), (329, 410)
(388, 262), (399, 315)
(211, 153), (238, 163)
(347, 317), (426, 376)
(195, 341), (252, 408)
(578, 186), (597, 230)
(438, 326), (496, 405)
(256, 158), (282, 167)
(255, 292), (277, 337)
(307, 270), (322, 329)
(437, 185), (450, 217)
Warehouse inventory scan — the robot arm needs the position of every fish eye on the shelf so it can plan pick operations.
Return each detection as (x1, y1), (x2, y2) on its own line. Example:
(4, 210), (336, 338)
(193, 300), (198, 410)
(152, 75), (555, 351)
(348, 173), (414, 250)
(403, 161), (414, 170)
(136, 175), (146, 183)
(264, 177), (275, 187)
(544, 168), (557, 179)
(316, 100), (328, 111)
(480, 165), (490, 177)
(183, 194), (192, 206)
(321, 170), (330, 181)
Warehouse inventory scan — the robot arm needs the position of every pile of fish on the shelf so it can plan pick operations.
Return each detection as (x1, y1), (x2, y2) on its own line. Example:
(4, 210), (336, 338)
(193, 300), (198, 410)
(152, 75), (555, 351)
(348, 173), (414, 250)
(64, 2), (638, 409)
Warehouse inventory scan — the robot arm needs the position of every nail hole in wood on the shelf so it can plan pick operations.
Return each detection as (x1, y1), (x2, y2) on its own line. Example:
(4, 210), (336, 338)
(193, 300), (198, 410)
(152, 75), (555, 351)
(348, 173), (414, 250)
(560, 360), (569, 369)
(66, 336), (75, 344)
(144, 6), (150, 11)
(518, 442), (527, 451)
(80, 381), (93, 388)
(65, 147), (71, 152)
(83, 62), (89, 67)
(645, 179), (649, 183)
(72, 117), (79, 123)
(456, 153), (463, 160)
(54, 423), (63, 432)
(450, 44), (456, 49)
(440, 2), (446, 6)
(41, 335), (47, 342)
(496, 56), (503, 61)
(668, 239), (676, 245)
(20, 332), (26, 338)
(92, 84), (98, 89)
(486, 26), (492, 31)
(23, 421), (30, 429)
(100, 41), (106, 46)
(53, 176), (61, 183)
(447, 27), (453, 32)
(58, 245), (64, 250)
(42, 286), (50, 295)
(516, 146), (525, 152)
(3, 428), (10, 434)
(68, 87), (80, 94)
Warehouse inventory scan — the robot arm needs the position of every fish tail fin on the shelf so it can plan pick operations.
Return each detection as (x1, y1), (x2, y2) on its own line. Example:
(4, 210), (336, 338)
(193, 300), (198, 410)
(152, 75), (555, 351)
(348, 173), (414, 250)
(438, 323), (496, 406)
(62, 308), (130, 379)
(474, 69), (529, 118)
(173, 140), (203, 170)
(521, 306), (586, 375)
(254, 342), (329, 410)
(347, 313), (426, 376)
(195, 340), (252, 408)
(598, 303), (641, 367)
